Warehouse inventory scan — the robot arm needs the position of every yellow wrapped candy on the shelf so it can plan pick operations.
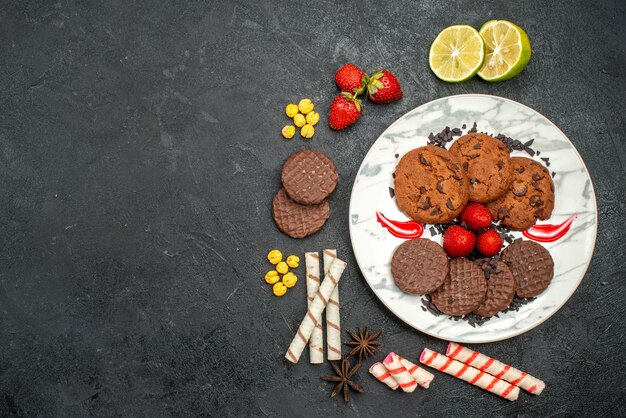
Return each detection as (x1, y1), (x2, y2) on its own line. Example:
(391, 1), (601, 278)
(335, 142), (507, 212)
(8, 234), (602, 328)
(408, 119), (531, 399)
(285, 103), (299, 118)
(282, 125), (295, 139)
(282, 272), (297, 288)
(276, 261), (289, 274)
(301, 124), (314, 139)
(298, 98), (314, 114)
(293, 113), (306, 128)
(286, 255), (300, 268)
(264, 270), (280, 284)
(267, 250), (282, 264)
(273, 282), (287, 297)
(305, 111), (320, 126)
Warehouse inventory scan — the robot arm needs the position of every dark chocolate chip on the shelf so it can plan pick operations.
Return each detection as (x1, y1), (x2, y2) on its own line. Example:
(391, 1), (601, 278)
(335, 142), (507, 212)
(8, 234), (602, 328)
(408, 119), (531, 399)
(497, 160), (505, 169)
(462, 162), (469, 171)
(419, 186), (427, 194)
(446, 198), (455, 211)
(532, 173), (542, 181)
(430, 207), (442, 215)
(421, 197), (432, 209)
(472, 143), (481, 149)
(420, 155), (431, 166)
(516, 166), (525, 173)
(437, 181), (445, 193)
(512, 183), (527, 196)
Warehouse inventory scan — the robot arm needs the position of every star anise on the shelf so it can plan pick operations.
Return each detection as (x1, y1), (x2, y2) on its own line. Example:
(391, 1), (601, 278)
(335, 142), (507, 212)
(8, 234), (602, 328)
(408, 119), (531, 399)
(345, 327), (382, 361)
(321, 355), (364, 403)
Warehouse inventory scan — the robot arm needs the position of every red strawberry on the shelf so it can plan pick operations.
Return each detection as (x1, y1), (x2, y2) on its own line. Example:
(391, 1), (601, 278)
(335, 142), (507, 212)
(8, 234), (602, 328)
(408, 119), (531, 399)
(329, 92), (362, 130)
(460, 203), (493, 231)
(366, 70), (403, 104)
(335, 64), (366, 94)
(476, 230), (503, 257)
(443, 225), (476, 258)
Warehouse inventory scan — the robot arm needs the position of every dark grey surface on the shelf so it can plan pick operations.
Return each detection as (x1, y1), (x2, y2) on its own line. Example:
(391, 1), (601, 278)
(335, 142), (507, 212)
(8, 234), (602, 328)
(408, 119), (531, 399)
(1, 0), (625, 416)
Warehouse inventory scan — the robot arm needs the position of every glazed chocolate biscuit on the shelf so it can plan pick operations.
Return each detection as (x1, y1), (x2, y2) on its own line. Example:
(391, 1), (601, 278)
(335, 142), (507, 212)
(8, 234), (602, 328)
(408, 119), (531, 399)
(394, 145), (470, 224)
(272, 188), (329, 238)
(502, 240), (554, 298)
(390, 238), (449, 294)
(449, 133), (513, 203)
(431, 258), (487, 316)
(281, 150), (338, 205)
(473, 260), (517, 317)
(486, 157), (555, 230)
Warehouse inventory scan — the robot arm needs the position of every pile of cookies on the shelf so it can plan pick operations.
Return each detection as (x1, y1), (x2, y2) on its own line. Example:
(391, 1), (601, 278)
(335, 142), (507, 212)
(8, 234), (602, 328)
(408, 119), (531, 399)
(391, 132), (556, 317)
(272, 150), (338, 238)
(394, 133), (554, 229)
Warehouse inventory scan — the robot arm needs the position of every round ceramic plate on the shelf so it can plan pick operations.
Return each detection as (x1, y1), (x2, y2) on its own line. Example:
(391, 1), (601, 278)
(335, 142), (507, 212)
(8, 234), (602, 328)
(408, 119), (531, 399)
(349, 94), (597, 343)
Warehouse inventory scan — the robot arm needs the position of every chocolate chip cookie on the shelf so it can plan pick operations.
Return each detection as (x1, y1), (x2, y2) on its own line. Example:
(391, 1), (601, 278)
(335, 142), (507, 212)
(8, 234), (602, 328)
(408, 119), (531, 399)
(486, 157), (555, 230)
(473, 260), (517, 317)
(272, 188), (329, 238)
(431, 258), (487, 316)
(390, 238), (449, 294)
(281, 150), (338, 205)
(502, 240), (554, 298)
(394, 145), (469, 224)
(449, 133), (513, 203)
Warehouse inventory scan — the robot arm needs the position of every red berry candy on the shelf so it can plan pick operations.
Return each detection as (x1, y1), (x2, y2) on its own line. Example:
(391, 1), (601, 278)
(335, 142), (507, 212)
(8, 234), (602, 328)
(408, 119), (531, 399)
(335, 64), (366, 94)
(443, 225), (476, 258)
(476, 230), (503, 257)
(460, 203), (493, 231)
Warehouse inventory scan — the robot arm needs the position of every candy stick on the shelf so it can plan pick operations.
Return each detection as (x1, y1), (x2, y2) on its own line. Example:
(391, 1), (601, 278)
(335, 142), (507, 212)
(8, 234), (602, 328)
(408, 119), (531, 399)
(305, 252), (324, 364)
(369, 362), (399, 390)
(420, 348), (519, 401)
(446, 342), (545, 395)
(285, 258), (348, 364)
(398, 355), (435, 388)
(324, 249), (341, 360)
(383, 352), (417, 392)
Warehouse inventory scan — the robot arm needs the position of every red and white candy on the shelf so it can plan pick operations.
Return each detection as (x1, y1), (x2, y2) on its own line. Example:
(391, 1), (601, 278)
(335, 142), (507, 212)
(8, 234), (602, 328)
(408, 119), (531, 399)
(369, 362), (399, 390)
(420, 348), (520, 401)
(398, 355), (434, 388)
(447, 342), (545, 395)
(383, 352), (417, 392)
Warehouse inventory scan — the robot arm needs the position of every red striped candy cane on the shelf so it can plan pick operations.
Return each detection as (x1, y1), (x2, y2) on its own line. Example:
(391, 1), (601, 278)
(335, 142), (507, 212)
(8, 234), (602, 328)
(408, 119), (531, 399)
(420, 348), (520, 401)
(447, 342), (545, 395)
(383, 352), (417, 392)
(398, 355), (434, 388)
(369, 362), (399, 390)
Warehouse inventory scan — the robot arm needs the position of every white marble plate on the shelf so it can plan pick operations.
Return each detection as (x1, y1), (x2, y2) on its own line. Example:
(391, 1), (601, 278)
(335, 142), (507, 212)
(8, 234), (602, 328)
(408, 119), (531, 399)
(349, 94), (597, 343)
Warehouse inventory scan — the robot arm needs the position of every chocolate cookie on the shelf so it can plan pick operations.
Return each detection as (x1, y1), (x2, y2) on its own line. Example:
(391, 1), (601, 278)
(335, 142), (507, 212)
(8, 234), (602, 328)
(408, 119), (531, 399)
(502, 240), (554, 298)
(486, 157), (555, 230)
(281, 150), (338, 205)
(473, 260), (517, 317)
(431, 258), (487, 316)
(394, 145), (469, 224)
(449, 133), (513, 203)
(272, 188), (329, 238)
(390, 239), (449, 294)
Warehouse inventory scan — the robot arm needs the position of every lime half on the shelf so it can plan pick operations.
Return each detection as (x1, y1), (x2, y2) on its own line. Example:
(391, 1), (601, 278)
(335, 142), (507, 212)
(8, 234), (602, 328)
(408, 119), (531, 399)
(477, 20), (531, 82)
(429, 25), (485, 83)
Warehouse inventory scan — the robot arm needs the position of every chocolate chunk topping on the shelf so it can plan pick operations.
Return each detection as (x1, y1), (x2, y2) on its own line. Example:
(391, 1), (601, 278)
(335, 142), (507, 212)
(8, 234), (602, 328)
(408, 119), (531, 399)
(462, 162), (469, 171)
(437, 181), (445, 193)
(446, 198), (455, 211)
(512, 182), (527, 196)
(419, 186), (427, 194)
(532, 173), (542, 181)
(430, 207), (442, 215)
(420, 155), (431, 166)
(421, 197), (432, 209)
(472, 143), (481, 149)
(516, 166), (525, 173)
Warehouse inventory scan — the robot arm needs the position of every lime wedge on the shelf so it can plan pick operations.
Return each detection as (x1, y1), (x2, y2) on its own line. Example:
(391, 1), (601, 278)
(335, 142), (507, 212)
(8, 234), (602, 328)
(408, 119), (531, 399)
(429, 25), (485, 83)
(477, 20), (531, 82)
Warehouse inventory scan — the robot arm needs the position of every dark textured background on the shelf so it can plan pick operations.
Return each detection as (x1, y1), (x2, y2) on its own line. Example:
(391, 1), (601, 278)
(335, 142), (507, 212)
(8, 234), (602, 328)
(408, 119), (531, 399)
(1, 0), (625, 416)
